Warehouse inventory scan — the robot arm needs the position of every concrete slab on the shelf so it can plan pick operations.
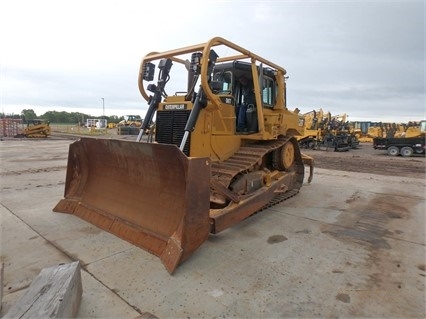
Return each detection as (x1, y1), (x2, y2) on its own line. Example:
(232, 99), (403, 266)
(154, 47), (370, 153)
(1, 139), (425, 318)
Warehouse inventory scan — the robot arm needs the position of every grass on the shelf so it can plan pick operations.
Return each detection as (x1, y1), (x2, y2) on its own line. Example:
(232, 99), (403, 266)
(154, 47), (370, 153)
(49, 124), (112, 136)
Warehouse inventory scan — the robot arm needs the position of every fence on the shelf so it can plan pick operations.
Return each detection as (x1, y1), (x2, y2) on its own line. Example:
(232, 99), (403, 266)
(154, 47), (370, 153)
(0, 118), (22, 137)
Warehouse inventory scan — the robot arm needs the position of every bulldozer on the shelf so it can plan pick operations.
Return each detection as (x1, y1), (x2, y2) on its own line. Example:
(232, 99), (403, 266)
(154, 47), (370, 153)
(296, 108), (325, 149)
(350, 121), (385, 142)
(117, 115), (143, 127)
(14, 119), (51, 138)
(53, 37), (314, 274)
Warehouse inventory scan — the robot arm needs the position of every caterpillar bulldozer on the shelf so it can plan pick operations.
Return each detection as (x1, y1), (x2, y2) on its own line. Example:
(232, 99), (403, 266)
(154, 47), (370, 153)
(53, 37), (314, 274)
(14, 119), (51, 138)
(297, 108), (325, 149)
(117, 115), (143, 127)
(350, 121), (385, 142)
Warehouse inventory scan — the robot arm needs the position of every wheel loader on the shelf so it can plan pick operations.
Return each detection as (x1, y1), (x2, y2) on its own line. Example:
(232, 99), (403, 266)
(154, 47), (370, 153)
(53, 37), (314, 274)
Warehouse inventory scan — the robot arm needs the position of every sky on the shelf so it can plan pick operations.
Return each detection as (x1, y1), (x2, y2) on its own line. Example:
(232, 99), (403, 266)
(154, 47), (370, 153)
(0, 0), (424, 123)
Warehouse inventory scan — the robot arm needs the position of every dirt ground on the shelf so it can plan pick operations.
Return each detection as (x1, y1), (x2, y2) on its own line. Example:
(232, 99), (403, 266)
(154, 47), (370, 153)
(301, 143), (425, 180)
(51, 131), (426, 180)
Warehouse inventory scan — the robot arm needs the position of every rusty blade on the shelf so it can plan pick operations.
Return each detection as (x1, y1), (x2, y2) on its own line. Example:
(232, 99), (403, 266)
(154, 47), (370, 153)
(53, 138), (211, 273)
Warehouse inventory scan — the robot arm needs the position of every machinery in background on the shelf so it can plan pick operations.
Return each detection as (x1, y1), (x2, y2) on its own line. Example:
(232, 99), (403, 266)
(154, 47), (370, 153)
(328, 113), (360, 150)
(350, 121), (385, 142)
(373, 120), (425, 156)
(393, 121), (423, 138)
(85, 119), (107, 129)
(14, 119), (51, 138)
(351, 121), (423, 143)
(117, 115), (143, 127)
(54, 37), (314, 274)
(297, 110), (358, 151)
(299, 108), (326, 150)
(117, 115), (144, 135)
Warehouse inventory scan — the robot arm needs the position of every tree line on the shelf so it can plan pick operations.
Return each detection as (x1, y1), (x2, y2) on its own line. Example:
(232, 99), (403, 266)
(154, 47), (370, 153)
(1, 109), (124, 125)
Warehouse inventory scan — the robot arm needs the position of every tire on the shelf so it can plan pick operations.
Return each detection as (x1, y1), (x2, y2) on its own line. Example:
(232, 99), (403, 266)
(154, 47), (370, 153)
(387, 146), (399, 156)
(400, 146), (414, 157)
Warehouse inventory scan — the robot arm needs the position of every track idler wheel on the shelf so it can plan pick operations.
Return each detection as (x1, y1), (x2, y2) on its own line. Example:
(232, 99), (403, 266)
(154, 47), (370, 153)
(273, 141), (295, 171)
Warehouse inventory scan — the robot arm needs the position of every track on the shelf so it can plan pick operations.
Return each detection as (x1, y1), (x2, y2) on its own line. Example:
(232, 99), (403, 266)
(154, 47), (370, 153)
(210, 136), (305, 211)
(210, 136), (293, 187)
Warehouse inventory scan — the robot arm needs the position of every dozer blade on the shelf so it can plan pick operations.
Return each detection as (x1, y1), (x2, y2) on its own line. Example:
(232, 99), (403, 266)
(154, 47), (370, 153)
(53, 138), (211, 274)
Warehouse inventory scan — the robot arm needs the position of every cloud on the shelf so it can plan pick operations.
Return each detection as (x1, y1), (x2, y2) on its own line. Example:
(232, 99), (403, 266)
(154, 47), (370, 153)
(1, 0), (424, 122)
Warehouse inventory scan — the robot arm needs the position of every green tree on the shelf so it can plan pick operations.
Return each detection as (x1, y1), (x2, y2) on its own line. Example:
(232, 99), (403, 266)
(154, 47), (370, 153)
(38, 110), (123, 124)
(21, 109), (37, 121)
(42, 110), (92, 124)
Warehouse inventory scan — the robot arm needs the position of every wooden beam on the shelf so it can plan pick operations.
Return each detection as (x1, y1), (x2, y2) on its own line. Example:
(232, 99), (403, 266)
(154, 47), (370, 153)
(4, 261), (82, 318)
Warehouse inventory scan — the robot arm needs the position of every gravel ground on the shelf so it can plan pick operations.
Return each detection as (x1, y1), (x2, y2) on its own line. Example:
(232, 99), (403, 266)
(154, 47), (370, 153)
(301, 143), (425, 180)
(49, 131), (425, 180)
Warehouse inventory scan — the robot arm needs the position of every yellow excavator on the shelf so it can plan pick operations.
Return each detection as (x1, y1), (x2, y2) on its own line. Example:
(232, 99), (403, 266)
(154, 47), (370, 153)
(54, 37), (314, 273)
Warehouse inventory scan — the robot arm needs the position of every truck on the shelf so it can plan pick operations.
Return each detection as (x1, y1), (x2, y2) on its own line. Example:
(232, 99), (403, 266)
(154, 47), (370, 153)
(53, 37), (314, 274)
(373, 120), (425, 156)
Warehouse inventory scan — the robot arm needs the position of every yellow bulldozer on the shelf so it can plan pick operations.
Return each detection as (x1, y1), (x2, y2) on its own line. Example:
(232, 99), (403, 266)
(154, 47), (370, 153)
(350, 121), (386, 142)
(117, 115), (143, 127)
(53, 37), (314, 273)
(14, 119), (51, 138)
(296, 108), (325, 149)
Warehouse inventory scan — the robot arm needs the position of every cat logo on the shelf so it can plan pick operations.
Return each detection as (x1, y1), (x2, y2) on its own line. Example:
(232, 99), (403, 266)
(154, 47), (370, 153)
(164, 104), (186, 110)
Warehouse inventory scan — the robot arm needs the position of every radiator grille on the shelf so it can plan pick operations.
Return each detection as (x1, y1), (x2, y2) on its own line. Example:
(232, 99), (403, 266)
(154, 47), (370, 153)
(156, 110), (191, 155)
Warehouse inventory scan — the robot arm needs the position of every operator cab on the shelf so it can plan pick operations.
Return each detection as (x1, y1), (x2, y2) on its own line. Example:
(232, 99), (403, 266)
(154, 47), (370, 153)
(212, 61), (278, 134)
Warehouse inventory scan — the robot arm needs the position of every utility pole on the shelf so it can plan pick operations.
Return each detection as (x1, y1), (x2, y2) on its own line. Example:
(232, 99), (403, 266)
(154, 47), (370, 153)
(101, 98), (105, 116)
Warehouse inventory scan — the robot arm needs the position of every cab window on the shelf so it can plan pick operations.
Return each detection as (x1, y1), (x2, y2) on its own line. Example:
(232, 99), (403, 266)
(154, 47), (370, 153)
(262, 76), (275, 107)
(213, 71), (233, 94)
